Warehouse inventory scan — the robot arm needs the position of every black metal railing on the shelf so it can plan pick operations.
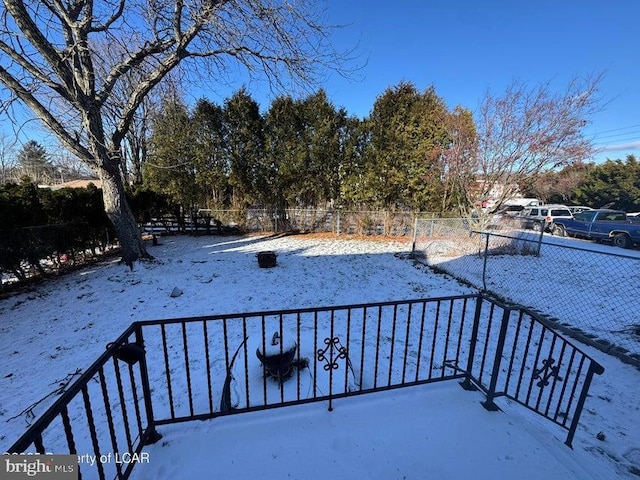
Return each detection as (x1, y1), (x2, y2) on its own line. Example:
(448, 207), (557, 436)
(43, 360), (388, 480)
(7, 293), (604, 479)
(6, 326), (160, 480)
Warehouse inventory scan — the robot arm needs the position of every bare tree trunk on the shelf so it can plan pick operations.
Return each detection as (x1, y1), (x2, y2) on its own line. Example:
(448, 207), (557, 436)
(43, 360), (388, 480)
(98, 161), (152, 267)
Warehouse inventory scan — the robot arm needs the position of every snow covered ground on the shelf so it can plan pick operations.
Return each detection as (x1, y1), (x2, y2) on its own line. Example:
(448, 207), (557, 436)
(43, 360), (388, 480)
(1, 234), (639, 479)
(414, 227), (640, 355)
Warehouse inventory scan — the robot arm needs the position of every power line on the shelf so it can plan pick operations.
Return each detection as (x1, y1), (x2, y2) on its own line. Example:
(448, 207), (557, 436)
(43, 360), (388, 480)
(593, 124), (640, 135)
(593, 129), (640, 141)
(594, 136), (640, 147)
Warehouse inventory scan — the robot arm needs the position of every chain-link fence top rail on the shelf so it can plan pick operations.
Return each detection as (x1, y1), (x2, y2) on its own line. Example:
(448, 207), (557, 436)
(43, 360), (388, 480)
(412, 218), (640, 359)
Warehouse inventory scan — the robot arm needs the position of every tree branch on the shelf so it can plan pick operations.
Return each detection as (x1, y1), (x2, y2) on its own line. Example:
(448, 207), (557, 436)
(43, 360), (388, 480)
(3, 0), (74, 89)
(0, 66), (94, 163)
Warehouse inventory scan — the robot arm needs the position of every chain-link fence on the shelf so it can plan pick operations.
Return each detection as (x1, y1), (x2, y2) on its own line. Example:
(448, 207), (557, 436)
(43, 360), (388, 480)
(412, 217), (640, 359)
(142, 209), (422, 236)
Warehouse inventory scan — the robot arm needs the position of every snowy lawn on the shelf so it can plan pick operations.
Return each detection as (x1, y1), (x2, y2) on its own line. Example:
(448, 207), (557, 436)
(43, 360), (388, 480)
(1, 234), (639, 479)
(415, 229), (640, 354)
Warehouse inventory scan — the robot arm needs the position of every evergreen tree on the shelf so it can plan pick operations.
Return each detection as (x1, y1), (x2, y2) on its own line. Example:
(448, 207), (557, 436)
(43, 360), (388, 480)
(363, 82), (449, 210)
(145, 98), (198, 213)
(16, 141), (55, 185)
(263, 95), (305, 210)
(338, 116), (369, 207)
(193, 99), (229, 209)
(224, 88), (265, 209)
(574, 155), (640, 210)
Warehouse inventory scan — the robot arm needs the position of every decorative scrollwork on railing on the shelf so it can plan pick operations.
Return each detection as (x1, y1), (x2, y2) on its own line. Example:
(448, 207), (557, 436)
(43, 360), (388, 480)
(317, 337), (348, 371)
(533, 358), (563, 387)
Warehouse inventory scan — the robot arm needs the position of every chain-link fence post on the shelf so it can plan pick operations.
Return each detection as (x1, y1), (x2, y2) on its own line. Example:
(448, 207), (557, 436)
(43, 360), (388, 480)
(536, 227), (544, 257)
(411, 216), (418, 252)
(482, 232), (489, 291)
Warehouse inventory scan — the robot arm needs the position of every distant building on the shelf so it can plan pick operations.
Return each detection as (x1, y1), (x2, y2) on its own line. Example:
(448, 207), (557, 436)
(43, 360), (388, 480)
(48, 179), (102, 190)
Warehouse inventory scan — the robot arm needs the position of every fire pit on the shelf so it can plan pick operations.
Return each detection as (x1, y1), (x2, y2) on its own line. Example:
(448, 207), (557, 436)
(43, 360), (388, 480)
(256, 332), (297, 382)
(256, 251), (277, 268)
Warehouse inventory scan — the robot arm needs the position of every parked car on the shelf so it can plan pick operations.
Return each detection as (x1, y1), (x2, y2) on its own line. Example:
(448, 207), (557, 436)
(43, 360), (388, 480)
(567, 206), (593, 214)
(517, 205), (573, 232)
(627, 212), (640, 222)
(552, 209), (640, 248)
(491, 205), (525, 216)
(487, 204), (526, 229)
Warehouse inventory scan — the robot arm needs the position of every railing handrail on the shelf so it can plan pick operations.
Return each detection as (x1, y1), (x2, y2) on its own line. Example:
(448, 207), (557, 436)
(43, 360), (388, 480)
(134, 293), (481, 327)
(7, 323), (139, 453)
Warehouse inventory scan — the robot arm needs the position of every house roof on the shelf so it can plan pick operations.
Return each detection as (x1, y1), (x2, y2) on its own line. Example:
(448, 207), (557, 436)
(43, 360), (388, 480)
(49, 179), (102, 190)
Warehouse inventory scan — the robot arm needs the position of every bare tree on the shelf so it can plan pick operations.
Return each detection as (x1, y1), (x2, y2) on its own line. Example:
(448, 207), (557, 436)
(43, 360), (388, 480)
(0, 0), (348, 265)
(454, 75), (603, 223)
(96, 41), (181, 186)
(0, 132), (17, 183)
(50, 147), (94, 183)
(440, 106), (477, 215)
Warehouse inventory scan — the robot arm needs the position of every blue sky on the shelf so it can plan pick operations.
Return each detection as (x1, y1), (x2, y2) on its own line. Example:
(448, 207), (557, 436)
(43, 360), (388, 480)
(3, 0), (639, 164)
(314, 0), (640, 162)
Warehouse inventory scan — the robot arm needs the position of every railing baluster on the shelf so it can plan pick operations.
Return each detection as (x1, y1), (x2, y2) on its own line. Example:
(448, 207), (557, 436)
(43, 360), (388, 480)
(135, 326), (161, 445)
(525, 325), (547, 405)
(328, 309), (335, 410)
(313, 311), (318, 398)
(388, 304), (398, 386)
(442, 299), (454, 378)
(554, 349), (577, 425)
(514, 316), (536, 399)
(373, 306), (382, 389)
(415, 301), (427, 382)
(545, 339), (567, 417)
(504, 311), (524, 395)
(428, 300), (441, 379)
(112, 357), (133, 453)
(454, 298), (468, 368)
(565, 361), (604, 448)
(296, 312), (302, 401)
(98, 367), (122, 479)
(243, 317), (250, 408)
(563, 356), (586, 427)
(222, 318), (230, 385)
(345, 308), (352, 393)
(535, 333), (557, 412)
(261, 315), (268, 405)
(203, 320), (213, 414)
(82, 384), (105, 480)
(127, 364), (143, 437)
(160, 323), (174, 419)
(33, 435), (45, 455)
(60, 406), (77, 455)
(359, 307), (367, 389)
(478, 302), (496, 385)
(460, 296), (483, 391)
(182, 321), (194, 417)
(401, 303), (412, 384)
(60, 407), (82, 480)
(481, 308), (511, 411)
(279, 313), (285, 404)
